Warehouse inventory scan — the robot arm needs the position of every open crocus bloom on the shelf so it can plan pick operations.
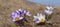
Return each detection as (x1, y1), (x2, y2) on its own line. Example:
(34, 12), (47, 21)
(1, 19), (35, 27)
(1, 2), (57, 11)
(11, 9), (31, 22)
(11, 10), (24, 22)
(33, 13), (45, 23)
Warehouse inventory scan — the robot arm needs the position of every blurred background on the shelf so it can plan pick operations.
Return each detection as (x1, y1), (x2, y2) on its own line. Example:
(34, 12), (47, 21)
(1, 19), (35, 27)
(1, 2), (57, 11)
(27, 0), (60, 6)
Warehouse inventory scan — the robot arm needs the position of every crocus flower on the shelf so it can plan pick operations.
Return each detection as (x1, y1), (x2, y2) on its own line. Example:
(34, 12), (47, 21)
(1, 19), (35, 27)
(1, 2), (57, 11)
(45, 6), (54, 15)
(11, 9), (31, 22)
(11, 10), (24, 22)
(33, 13), (45, 23)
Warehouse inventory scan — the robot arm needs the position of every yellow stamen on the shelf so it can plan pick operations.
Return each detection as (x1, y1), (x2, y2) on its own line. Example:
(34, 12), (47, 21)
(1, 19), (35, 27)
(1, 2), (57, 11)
(15, 17), (19, 21)
(39, 18), (45, 22)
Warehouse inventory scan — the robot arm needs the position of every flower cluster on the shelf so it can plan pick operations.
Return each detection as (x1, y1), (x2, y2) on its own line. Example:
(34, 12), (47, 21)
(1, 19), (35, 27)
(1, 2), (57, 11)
(11, 8), (31, 22)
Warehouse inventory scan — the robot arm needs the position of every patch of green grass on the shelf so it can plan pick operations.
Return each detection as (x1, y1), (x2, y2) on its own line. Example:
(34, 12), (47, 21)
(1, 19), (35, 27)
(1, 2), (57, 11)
(47, 15), (52, 20)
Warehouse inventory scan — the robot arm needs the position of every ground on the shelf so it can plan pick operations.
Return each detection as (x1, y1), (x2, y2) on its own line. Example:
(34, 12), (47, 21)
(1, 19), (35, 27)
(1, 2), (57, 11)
(0, 0), (60, 27)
